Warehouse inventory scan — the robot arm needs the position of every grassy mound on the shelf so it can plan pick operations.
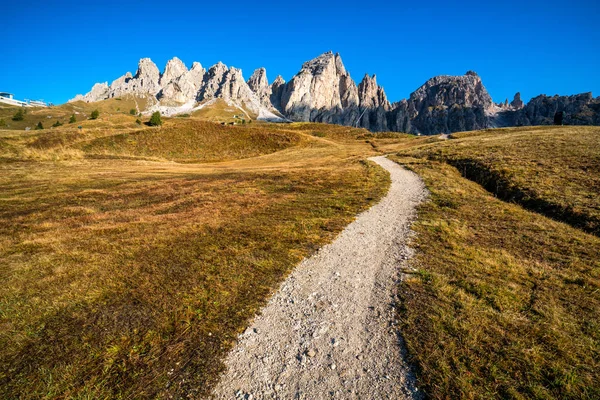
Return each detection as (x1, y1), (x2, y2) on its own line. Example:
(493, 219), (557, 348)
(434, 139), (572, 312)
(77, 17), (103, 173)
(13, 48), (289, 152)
(76, 119), (303, 162)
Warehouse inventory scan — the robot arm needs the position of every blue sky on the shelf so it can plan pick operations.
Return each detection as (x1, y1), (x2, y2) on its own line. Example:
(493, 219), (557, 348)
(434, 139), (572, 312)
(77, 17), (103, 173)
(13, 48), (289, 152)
(2, 0), (599, 105)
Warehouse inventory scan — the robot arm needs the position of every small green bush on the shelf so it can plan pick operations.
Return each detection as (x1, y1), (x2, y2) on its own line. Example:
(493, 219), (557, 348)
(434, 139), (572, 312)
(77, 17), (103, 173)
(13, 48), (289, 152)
(35, 121), (44, 130)
(149, 111), (162, 126)
(12, 109), (25, 121)
(90, 110), (100, 120)
(135, 119), (141, 125)
(52, 120), (63, 128)
(130, 109), (137, 115)
(69, 114), (77, 124)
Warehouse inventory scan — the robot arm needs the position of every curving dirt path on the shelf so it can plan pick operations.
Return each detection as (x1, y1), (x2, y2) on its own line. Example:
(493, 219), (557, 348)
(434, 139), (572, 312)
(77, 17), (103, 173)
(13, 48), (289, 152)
(211, 156), (428, 399)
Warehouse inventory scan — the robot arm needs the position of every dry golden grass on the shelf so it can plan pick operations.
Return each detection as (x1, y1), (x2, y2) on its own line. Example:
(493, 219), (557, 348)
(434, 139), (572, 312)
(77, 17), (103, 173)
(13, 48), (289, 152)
(0, 118), (388, 398)
(400, 126), (600, 236)
(0, 94), (152, 131)
(3, 111), (599, 399)
(191, 99), (257, 122)
(389, 127), (600, 399)
(76, 119), (303, 163)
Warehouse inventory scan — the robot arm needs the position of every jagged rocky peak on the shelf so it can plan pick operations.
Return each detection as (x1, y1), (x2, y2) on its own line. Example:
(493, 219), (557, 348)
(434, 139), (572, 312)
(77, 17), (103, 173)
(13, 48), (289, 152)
(248, 68), (272, 108)
(404, 71), (494, 134)
(133, 58), (162, 94)
(158, 60), (206, 105)
(272, 75), (285, 86)
(198, 62), (229, 100)
(161, 57), (188, 86)
(270, 75), (286, 111)
(358, 74), (390, 110)
(510, 92), (524, 109)
(219, 67), (252, 100)
(248, 68), (269, 90)
(280, 51), (361, 121)
(409, 71), (493, 111)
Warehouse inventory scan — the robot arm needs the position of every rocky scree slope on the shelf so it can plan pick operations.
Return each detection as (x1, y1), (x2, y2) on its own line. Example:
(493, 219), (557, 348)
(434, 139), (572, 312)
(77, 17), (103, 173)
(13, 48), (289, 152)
(72, 52), (600, 134)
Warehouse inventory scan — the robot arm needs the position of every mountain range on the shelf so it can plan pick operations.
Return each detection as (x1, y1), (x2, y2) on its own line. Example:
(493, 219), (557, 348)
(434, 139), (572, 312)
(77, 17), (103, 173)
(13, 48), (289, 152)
(71, 51), (600, 135)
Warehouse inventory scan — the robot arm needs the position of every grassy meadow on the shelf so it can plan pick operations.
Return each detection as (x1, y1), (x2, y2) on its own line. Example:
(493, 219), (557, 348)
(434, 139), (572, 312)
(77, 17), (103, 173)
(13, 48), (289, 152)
(1, 99), (599, 399)
(0, 113), (395, 398)
(390, 126), (600, 399)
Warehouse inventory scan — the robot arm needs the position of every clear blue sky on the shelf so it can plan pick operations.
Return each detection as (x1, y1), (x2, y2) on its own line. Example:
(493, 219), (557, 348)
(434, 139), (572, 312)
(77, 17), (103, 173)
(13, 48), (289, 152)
(2, 0), (599, 105)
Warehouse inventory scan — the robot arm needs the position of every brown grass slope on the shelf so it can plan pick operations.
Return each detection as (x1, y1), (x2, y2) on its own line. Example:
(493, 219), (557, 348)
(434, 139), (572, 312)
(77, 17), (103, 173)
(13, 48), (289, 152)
(3, 114), (599, 399)
(0, 118), (392, 398)
(390, 126), (600, 399)
(402, 126), (600, 236)
(0, 94), (153, 131)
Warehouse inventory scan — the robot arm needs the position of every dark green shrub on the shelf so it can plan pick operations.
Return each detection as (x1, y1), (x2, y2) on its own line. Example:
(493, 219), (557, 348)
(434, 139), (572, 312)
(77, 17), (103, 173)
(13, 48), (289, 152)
(90, 110), (99, 120)
(130, 109), (136, 115)
(12, 109), (25, 121)
(148, 111), (162, 126)
(52, 120), (63, 128)
(35, 121), (44, 130)
(69, 114), (77, 124)
(135, 119), (141, 125)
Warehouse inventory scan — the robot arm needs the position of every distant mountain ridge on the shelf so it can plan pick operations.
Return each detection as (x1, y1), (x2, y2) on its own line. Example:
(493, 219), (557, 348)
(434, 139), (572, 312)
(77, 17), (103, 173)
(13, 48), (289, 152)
(71, 52), (600, 134)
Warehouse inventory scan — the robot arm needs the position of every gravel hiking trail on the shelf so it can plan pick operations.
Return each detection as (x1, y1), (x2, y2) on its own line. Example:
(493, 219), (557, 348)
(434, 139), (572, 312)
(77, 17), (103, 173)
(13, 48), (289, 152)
(211, 156), (428, 400)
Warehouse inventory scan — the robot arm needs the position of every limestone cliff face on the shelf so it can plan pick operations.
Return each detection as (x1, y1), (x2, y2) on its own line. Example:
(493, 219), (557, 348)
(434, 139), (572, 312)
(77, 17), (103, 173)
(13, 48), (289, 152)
(269, 54), (496, 133)
(357, 74), (390, 131)
(269, 75), (286, 112)
(402, 71), (493, 134)
(70, 82), (109, 103)
(515, 93), (600, 126)
(247, 68), (272, 108)
(275, 52), (388, 129)
(159, 61), (205, 105)
(279, 51), (346, 121)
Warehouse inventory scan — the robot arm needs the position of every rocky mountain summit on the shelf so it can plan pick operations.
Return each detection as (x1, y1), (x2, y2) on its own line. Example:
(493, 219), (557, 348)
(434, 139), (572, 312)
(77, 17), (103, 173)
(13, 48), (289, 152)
(71, 57), (282, 120)
(71, 52), (600, 134)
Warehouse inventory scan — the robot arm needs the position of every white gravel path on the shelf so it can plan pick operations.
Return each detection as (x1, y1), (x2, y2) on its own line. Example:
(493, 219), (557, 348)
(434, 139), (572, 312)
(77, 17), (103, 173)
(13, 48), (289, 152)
(211, 156), (428, 400)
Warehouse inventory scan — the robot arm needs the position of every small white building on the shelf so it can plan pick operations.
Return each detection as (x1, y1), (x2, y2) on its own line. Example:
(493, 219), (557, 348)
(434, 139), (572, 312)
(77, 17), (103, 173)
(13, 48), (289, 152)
(0, 92), (47, 107)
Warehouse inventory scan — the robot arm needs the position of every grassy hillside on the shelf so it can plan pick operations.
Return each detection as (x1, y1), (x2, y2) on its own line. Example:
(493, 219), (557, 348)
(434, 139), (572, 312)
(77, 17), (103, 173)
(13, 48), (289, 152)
(0, 117), (391, 398)
(77, 119), (303, 162)
(190, 98), (257, 122)
(2, 111), (599, 399)
(0, 94), (153, 131)
(390, 125), (600, 399)
(402, 126), (600, 235)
